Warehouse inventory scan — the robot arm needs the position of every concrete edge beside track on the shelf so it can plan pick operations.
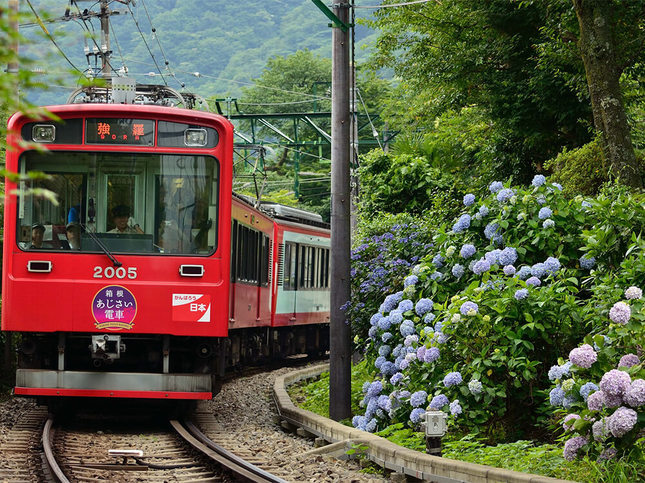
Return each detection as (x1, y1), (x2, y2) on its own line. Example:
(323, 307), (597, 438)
(273, 363), (576, 483)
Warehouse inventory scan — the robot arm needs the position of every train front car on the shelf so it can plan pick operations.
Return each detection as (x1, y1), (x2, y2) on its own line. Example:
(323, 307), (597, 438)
(2, 104), (233, 401)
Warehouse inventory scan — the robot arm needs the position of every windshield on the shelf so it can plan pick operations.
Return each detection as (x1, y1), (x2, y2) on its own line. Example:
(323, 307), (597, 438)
(18, 151), (219, 255)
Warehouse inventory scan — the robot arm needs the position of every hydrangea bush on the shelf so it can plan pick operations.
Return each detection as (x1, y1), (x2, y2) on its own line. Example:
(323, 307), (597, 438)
(350, 177), (645, 454)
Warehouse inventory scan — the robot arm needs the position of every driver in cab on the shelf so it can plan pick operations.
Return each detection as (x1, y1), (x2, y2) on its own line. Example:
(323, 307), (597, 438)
(108, 205), (144, 234)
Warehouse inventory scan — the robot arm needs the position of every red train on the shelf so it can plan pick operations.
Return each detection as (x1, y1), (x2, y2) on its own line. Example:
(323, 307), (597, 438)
(2, 103), (330, 401)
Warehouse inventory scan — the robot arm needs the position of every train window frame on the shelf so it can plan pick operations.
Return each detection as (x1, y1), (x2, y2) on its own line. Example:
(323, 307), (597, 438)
(283, 242), (329, 291)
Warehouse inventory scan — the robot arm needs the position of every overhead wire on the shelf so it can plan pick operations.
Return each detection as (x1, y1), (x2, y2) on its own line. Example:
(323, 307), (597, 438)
(24, 0), (83, 73)
(124, 0), (168, 85)
(354, 0), (433, 8)
(71, 0), (118, 77)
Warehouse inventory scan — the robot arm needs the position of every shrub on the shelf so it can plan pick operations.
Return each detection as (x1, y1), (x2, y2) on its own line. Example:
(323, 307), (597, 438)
(544, 138), (607, 197)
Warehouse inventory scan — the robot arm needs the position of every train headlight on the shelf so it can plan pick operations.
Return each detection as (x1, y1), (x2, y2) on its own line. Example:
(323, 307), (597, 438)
(184, 128), (207, 147)
(32, 124), (56, 143)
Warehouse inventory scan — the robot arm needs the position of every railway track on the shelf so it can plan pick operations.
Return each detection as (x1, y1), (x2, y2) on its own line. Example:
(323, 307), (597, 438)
(41, 413), (288, 482)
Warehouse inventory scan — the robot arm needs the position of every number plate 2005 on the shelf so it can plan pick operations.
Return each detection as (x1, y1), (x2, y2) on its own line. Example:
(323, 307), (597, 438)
(93, 266), (137, 279)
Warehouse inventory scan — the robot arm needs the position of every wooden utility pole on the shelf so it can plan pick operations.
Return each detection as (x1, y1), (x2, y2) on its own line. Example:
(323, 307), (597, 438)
(329, 1), (352, 422)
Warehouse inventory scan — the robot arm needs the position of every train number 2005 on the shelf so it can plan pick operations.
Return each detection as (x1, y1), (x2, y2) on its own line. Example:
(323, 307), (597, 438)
(93, 266), (138, 279)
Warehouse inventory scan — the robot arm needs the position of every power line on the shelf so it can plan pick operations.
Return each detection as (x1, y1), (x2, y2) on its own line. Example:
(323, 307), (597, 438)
(71, 0), (118, 77)
(354, 0), (434, 8)
(25, 0), (83, 73)
(124, 1), (167, 84)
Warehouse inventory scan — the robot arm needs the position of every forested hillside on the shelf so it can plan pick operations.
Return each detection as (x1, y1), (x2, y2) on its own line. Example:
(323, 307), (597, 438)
(25, 0), (376, 104)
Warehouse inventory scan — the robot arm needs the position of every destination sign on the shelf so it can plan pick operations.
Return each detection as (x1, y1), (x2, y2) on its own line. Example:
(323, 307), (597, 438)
(86, 118), (155, 145)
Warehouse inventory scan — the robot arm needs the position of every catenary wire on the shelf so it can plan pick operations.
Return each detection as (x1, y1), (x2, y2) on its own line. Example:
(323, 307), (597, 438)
(124, 1), (168, 84)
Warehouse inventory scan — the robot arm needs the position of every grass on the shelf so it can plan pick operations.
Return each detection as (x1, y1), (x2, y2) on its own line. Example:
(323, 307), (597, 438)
(290, 360), (644, 483)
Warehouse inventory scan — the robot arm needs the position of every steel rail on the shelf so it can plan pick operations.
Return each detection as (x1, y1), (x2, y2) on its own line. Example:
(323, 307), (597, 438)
(169, 419), (286, 483)
(41, 417), (70, 483)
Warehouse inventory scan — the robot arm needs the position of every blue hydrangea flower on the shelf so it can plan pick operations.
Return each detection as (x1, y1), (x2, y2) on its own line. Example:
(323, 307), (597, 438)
(449, 400), (462, 416)
(443, 371), (463, 387)
(367, 381), (383, 398)
(489, 181), (503, 193)
(424, 312), (436, 324)
(381, 361), (396, 376)
(389, 310), (404, 325)
(400, 320), (416, 337)
(550, 386), (565, 406)
(429, 394), (449, 410)
(370, 313), (382, 326)
(514, 288), (528, 300)
(434, 321), (444, 332)
(543, 219), (555, 228)
(479, 205), (489, 217)
(381, 332), (393, 343)
(468, 379), (483, 395)
(415, 298), (434, 316)
(368, 326), (378, 339)
(526, 276), (541, 287)
(531, 263), (547, 278)
(485, 249), (501, 265)
(404, 275), (418, 287)
(532, 174), (546, 187)
(499, 247), (518, 266)
(378, 345), (391, 357)
(352, 415), (366, 429)
(460, 244), (476, 259)
(579, 256), (596, 270)
(365, 418), (378, 433)
(398, 299), (414, 313)
(503, 265), (516, 276)
(580, 382), (599, 401)
(390, 372), (404, 385)
(410, 407), (426, 424)
(452, 214), (471, 233)
(472, 258), (491, 275)
(424, 347), (440, 363)
(432, 254), (445, 268)
(538, 207), (553, 220)
(496, 188), (514, 203)
(463, 193), (476, 206)
(517, 266), (532, 280)
(410, 390), (428, 408)
(452, 264), (465, 279)
(377, 316), (392, 331)
(484, 222), (501, 240)
(430, 271), (443, 281)
(544, 257), (561, 274)
(460, 301), (479, 315)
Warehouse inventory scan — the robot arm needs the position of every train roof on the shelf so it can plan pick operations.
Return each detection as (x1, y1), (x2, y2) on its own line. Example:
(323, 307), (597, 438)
(232, 193), (329, 228)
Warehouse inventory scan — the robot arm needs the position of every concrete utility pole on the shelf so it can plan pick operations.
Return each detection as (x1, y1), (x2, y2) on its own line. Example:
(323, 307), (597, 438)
(99, 0), (111, 78)
(329, 1), (352, 422)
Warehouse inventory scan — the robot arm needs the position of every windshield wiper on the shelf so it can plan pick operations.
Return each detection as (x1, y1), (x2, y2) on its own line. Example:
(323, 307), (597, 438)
(80, 223), (122, 267)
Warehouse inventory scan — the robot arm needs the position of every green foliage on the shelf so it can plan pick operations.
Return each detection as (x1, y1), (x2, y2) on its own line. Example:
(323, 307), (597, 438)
(357, 149), (465, 218)
(545, 138), (609, 196)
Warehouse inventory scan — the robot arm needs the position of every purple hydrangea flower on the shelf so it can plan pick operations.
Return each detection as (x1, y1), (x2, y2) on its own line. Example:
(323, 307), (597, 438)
(618, 354), (640, 368)
(608, 407), (638, 437)
(587, 391), (605, 411)
(569, 344), (597, 369)
(460, 301), (479, 315)
(625, 286), (642, 300)
(532, 175), (546, 187)
(592, 419), (608, 441)
(472, 258), (491, 275)
(443, 371), (463, 387)
(563, 436), (588, 461)
(449, 400), (462, 416)
(600, 370), (631, 396)
(514, 288), (529, 301)
(460, 244), (476, 259)
(579, 256), (596, 270)
(526, 277), (541, 287)
(489, 181), (503, 193)
(429, 394), (449, 410)
(410, 407), (426, 424)
(423, 347), (440, 363)
(538, 207), (553, 220)
(562, 414), (580, 430)
(463, 193), (476, 206)
(452, 214), (471, 233)
(609, 302), (631, 325)
(598, 448), (617, 461)
(410, 390), (428, 408)
(415, 298), (433, 316)
(624, 379), (645, 407)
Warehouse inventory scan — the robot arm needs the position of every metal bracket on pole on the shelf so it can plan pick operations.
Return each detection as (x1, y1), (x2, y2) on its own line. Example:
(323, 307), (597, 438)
(311, 0), (350, 31)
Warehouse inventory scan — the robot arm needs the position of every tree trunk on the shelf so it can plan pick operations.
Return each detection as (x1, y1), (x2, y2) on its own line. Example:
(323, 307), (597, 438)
(572, 0), (642, 188)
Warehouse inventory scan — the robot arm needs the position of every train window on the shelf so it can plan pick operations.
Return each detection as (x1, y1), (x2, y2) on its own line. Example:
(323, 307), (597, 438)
(283, 242), (297, 291)
(17, 151), (219, 255)
(233, 223), (268, 286)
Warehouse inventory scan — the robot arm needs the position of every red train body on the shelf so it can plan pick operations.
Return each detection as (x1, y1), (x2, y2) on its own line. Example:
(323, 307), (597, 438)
(2, 104), (330, 401)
